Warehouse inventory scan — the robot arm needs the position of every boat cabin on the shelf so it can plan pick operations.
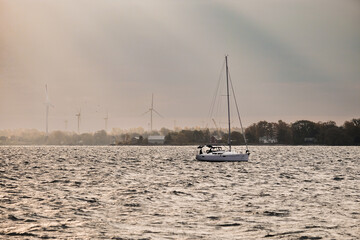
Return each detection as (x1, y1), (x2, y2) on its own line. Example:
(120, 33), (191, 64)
(198, 145), (225, 154)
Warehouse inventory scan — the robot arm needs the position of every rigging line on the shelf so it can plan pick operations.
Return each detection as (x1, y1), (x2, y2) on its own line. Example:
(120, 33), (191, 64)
(208, 61), (225, 121)
(207, 59), (226, 121)
(228, 70), (249, 151)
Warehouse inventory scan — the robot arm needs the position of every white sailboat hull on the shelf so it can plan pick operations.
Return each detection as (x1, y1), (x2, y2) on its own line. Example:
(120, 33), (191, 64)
(196, 151), (249, 162)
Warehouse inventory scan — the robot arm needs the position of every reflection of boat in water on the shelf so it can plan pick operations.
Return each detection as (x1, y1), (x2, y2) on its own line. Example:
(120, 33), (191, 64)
(196, 56), (250, 162)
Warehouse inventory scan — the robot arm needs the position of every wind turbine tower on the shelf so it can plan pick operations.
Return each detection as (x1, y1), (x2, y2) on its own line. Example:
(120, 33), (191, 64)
(45, 84), (53, 136)
(142, 94), (163, 132)
(104, 111), (108, 132)
(75, 109), (81, 134)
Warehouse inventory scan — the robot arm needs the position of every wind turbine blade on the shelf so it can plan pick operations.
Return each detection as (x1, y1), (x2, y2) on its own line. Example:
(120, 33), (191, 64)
(153, 109), (164, 118)
(141, 110), (151, 116)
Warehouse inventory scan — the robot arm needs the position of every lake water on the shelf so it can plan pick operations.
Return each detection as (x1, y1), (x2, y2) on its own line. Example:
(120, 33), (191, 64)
(0, 146), (359, 239)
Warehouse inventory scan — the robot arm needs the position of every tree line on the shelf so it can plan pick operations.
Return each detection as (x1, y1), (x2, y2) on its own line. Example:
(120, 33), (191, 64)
(243, 119), (359, 145)
(0, 118), (359, 146)
(164, 119), (360, 146)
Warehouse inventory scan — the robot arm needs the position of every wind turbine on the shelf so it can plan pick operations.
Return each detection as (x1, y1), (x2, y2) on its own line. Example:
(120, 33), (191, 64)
(142, 93), (163, 132)
(45, 84), (54, 136)
(75, 109), (81, 134)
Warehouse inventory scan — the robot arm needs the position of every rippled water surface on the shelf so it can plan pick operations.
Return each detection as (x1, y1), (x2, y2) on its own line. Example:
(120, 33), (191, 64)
(0, 146), (359, 239)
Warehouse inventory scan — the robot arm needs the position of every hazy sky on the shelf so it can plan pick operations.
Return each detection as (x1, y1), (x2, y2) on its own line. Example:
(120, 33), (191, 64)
(1, 0), (359, 132)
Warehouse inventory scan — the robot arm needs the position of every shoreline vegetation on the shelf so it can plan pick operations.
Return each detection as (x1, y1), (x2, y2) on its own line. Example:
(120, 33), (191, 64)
(1, 118), (359, 146)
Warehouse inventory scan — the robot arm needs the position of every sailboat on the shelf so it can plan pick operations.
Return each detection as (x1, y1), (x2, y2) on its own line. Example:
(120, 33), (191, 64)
(196, 56), (250, 162)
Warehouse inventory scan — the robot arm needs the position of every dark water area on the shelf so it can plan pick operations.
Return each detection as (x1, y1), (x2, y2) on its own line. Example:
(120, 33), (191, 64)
(0, 146), (359, 239)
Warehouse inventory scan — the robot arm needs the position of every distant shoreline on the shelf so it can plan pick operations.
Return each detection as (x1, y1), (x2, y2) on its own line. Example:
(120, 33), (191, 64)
(1, 118), (359, 146)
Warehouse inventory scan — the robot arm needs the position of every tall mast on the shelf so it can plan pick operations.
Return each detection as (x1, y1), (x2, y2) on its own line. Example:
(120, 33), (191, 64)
(225, 55), (231, 151)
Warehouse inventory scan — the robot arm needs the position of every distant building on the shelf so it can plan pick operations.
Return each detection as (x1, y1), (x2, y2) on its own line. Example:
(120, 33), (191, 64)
(304, 137), (317, 144)
(210, 136), (219, 144)
(259, 136), (278, 144)
(148, 135), (165, 145)
(131, 136), (140, 145)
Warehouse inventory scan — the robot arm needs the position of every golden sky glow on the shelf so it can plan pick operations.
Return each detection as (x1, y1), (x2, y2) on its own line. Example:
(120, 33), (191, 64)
(1, 0), (359, 132)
